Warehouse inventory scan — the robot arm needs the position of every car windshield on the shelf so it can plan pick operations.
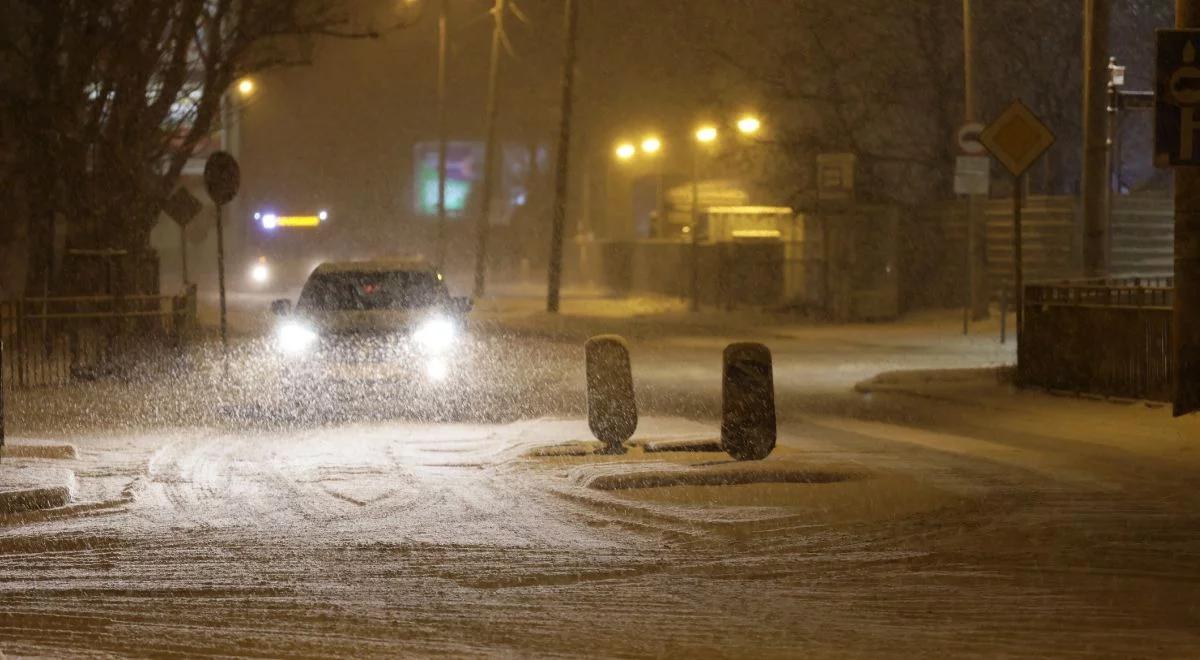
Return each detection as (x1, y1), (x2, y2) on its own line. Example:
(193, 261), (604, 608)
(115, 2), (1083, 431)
(297, 270), (447, 311)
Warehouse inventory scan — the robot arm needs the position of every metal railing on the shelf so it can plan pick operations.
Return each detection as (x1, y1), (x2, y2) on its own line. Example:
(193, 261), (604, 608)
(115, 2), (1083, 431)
(1019, 277), (1173, 401)
(0, 286), (196, 389)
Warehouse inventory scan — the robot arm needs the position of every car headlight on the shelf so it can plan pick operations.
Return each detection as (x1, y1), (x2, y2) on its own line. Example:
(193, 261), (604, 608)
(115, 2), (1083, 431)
(250, 262), (270, 284)
(413, 317), (457, 353)
(425, 357), (449, 382)
(276, 321), (318, 355)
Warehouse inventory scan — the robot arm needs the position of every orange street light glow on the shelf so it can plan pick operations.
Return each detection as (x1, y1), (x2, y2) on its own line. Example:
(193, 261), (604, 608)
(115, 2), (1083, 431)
(736, 115), (762, 135)
(615, 142), (637, 160)
(641, 136), (662, 154)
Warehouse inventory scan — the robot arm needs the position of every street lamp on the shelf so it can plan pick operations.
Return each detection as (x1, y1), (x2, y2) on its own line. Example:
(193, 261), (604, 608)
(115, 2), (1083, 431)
(236, 78), (256, 97)
(736, 114), (761, 136)
(615, 142), (636, 161)
(690, 125), (719, 311)
(639, 136), (664, 236)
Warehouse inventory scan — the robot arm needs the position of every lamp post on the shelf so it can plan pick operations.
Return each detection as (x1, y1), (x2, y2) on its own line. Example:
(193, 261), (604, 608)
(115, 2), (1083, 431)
(640, 135), (663, 237)
(691, 125), (718, 311)
(219, 77), (255, 290)
(1106, 56), (1125, 273)
(473, 0), (507, 299)
(435, 0), (450, 271)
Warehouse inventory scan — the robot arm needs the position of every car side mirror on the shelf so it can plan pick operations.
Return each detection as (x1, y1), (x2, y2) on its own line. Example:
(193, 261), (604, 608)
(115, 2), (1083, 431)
(271, 299), (292, 317)
(452, 296), (473, 315)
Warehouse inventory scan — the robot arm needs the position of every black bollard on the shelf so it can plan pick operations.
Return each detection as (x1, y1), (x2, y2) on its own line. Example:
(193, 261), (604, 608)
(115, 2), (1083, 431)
(721, 342), (776, 461)
(585, 335), (637, 454)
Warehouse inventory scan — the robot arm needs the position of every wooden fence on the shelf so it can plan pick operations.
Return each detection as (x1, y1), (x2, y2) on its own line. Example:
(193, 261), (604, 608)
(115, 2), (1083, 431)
(0, 286), (196, 388)
(1019, 277), (1173, 401)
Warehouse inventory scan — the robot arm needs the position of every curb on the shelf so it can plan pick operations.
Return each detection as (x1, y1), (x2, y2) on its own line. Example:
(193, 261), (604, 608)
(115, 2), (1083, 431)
(0, 468), (76, 515)
(2, 442), (78, 460)
(0, 486), (72, 515)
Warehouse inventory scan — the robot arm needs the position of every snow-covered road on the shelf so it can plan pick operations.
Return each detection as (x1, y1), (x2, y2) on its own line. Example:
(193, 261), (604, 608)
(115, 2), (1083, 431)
(2, 325), (1199, 656)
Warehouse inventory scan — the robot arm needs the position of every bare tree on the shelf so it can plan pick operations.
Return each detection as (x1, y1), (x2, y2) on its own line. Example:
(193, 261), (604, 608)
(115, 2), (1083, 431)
(0, 0), (391, 295)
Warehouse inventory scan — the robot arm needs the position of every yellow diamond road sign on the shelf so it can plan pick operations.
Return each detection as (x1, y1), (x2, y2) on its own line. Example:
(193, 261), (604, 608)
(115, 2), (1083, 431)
(979, 100), (1056, 177)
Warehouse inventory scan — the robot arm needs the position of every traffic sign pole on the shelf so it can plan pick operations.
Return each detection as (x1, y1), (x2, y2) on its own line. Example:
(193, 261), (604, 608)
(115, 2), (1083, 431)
(180, 225), (190, 287)
(978, 100), (1054, 348)
(203, 151), (240, 375)
(1013, 174), (1023, 340)
(215, 202), (228, 365)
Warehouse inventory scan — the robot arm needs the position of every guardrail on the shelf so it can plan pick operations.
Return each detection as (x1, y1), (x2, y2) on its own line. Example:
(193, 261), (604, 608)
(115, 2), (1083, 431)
(0, 286), (196, 388)
(1019, 277), (1173, 401)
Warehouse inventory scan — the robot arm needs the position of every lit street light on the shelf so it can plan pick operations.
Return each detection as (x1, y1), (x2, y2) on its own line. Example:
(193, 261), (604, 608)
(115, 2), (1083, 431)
(611, 115), (763, 247)
(736, 114), (761, 136)
(237, 78), (256, 97)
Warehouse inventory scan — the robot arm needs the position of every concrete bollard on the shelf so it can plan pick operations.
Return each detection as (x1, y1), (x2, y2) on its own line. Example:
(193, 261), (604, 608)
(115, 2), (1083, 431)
(721, 342), (776, 461)
(585, 335), (637, 454)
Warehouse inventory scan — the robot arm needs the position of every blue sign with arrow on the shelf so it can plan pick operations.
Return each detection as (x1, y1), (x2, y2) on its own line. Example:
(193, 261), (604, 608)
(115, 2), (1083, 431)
(1155, 29), (1200, 167)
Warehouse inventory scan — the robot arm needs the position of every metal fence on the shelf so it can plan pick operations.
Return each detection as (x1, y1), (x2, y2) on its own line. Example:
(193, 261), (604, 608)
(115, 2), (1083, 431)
(0, 286), (196, 389)
(1019, 277), (1173, 401)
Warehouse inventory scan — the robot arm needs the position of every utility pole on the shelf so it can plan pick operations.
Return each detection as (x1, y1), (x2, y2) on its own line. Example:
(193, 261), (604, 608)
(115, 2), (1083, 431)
(473, 0), (506, 299)
(435, 0), (450, 271)
(1081, 0), (1111, 278)
(546, 0), (581, 313)
(1174, 0), (1200, 416)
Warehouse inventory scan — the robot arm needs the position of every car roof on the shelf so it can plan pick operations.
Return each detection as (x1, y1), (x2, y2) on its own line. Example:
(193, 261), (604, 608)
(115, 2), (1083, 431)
(312, 258), (437, 275)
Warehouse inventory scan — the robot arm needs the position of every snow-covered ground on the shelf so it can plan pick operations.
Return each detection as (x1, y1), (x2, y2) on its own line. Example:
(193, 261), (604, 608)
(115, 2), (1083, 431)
(2, 298), (1198, 656)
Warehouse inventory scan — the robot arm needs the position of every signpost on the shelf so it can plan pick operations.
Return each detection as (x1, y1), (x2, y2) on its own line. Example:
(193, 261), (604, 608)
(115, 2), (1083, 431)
(163, 186), (203, 286)
(1155, 26), (1200, 416)
(956, 122), (990, 333)
(203, 151), (240, 365)
(955, 153), (990, 335)
(979, 100), (1056, 342)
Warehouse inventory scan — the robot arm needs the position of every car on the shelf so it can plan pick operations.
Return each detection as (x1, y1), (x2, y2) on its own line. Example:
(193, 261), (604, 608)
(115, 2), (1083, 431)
(267, 258), (474, 403)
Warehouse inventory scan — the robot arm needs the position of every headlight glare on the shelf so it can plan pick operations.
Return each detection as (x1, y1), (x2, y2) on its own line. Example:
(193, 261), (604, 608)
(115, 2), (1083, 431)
(276, 322), (318, 355)
(413, 317), (457, 353)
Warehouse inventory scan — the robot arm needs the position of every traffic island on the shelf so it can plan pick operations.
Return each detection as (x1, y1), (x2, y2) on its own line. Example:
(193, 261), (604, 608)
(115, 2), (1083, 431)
(641, 438), (723, 453)
(525, 437), (957, 527)
(0, 467), (75, 515)
(527, 441), (606, 457)
(574, 462), (864, 491)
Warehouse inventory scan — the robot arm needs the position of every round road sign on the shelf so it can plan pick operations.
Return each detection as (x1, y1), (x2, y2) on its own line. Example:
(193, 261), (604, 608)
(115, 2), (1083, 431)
(957, 122), (987, 156)
(203, 151), (241, 205)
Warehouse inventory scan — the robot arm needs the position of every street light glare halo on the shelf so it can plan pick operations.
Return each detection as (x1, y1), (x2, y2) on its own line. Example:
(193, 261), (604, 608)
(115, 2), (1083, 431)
(737, 114), (762, 135)
(237, 78), (255, 96)
(615, 142), (637, 160)
(641, 136), (662, 154)
(696, 125), (719, 143)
